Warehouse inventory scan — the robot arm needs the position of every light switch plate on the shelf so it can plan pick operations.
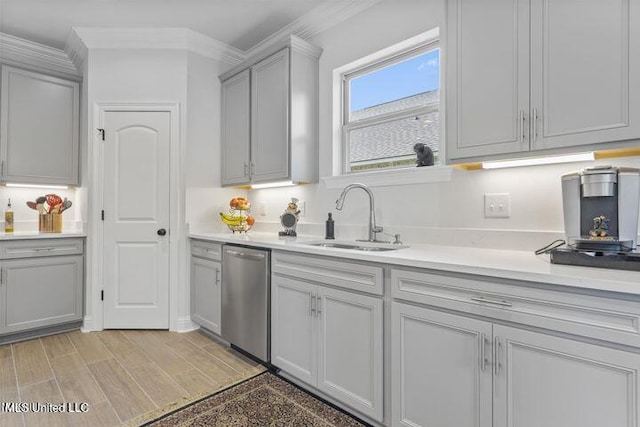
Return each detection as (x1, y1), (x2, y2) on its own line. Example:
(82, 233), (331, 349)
(484, 193), (510, 218)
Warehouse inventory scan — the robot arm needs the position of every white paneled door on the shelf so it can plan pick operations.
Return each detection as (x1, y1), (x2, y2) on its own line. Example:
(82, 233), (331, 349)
(102, 110), (171, 329)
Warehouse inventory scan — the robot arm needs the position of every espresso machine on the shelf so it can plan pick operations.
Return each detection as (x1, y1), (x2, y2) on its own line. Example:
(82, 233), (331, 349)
(551, 165), (640, 270)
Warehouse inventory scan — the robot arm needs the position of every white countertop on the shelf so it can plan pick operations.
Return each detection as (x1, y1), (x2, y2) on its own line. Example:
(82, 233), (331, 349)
(189, 231), (640, 296)
(0, 231), (86, 240)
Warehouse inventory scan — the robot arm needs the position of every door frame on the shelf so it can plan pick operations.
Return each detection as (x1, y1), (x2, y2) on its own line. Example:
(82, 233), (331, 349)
(86, 102), (186, 332)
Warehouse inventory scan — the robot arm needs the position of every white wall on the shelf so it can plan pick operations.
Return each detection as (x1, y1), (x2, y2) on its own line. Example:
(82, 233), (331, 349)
(246, 0), (640, 251)
(0, 187), (79, 232)
(83, 48), (191, 331)
(185, 52), (244, 232)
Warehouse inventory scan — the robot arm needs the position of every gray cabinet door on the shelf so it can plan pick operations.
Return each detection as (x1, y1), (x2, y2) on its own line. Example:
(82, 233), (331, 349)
(0, 66), (79, 185)
(494, 324), (640, 427)
(317, 285), (383, 422)
(221, 70), (251, 186)
(391, 302), (493, 427)
(190, 257), (221, 334)
(1, 255), (83, 334)
(250, 48), (290, 183)
(530, 0), (640, 151)
(271, 275), (317, 386)
(446, 0), (530, 161)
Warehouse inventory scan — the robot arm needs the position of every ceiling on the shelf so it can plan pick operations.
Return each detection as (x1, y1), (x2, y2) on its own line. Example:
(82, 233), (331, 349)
(0, 0), (338, 52)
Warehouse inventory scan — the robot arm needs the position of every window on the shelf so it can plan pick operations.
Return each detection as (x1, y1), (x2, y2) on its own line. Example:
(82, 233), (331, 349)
(342, 41), (440, 173)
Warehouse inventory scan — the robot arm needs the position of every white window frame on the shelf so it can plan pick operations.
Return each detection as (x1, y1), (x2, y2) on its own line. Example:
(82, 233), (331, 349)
(326, 28), (452, 189)
(342, 42), (440, 173)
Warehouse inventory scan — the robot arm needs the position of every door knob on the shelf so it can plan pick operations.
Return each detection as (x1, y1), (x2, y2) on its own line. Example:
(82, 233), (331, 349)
(157, 228), (167, 236)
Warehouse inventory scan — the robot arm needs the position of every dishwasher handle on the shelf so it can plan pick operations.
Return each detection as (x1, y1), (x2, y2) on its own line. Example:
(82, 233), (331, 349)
(225, 249), (266, 261)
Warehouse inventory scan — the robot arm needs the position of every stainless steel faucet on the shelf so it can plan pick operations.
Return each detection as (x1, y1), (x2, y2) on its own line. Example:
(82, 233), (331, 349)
(335, 183), (385, 242)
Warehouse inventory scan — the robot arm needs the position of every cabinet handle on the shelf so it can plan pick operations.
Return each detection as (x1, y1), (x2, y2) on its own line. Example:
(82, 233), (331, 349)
(310, 295), (316, 316)
(519, 110), (525, 143)
(480, 333), (489, 372)
(0, 267), (3, 285)
(316, 296), (322, 316)
(215, 268), (221, 285)
(225, 250), (265, 261)
(250, 162), (255, 176)
(1, 160), (4, 177)
(470, 296), (512, 308)
(494, 336), (502, 376)
(532, 108), (538, 142)
(243, 163), (249, 177)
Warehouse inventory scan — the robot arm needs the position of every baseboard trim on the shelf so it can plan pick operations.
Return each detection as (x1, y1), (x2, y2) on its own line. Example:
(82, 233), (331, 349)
(175, 316), (200, 332)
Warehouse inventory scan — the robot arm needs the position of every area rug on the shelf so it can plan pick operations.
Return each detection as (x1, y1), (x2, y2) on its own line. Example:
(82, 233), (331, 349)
(143, 371), (367, 426)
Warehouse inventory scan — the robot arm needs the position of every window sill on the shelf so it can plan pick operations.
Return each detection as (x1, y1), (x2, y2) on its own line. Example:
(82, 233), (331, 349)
(321, 166), (453, 189)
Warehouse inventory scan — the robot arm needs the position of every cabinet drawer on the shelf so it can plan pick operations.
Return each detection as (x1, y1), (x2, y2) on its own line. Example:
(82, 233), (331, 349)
(191, 240), (222, 261)
(392, 268), (640, 348)
(0, 238), (84, 259)
(273, 251), (383, 295)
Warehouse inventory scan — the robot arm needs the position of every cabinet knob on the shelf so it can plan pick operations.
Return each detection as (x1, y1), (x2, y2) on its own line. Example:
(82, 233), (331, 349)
(157, 228), (167, 236)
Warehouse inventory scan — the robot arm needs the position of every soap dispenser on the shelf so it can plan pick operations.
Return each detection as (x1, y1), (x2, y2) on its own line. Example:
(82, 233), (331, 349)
(325, 213), (335, 240)
(5, 198), (13, 233)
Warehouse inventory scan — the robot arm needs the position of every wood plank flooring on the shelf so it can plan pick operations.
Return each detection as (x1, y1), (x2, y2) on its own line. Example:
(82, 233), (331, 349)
(0, 330), (264, 427)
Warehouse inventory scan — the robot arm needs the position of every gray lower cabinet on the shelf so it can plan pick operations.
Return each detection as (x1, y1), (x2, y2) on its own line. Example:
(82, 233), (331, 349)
(271, 252), (384, 422)
(392, 302), (640, 427)
(190, 240), (222, 334)
(0, 238), (84, 338)
(391, 268), (640, 427)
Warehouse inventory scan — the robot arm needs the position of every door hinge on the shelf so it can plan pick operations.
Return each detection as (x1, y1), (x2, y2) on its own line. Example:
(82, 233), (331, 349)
(101, 210), (104, 221)
(101, 290), (104, 301)
(97, 128), (105, 141)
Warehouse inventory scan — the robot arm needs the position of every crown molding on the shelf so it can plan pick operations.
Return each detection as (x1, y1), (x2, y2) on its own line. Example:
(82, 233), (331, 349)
(219, 34), (322, 81)
(0, 32), (81, 80)
(3, 0), (382, 79)
(64, 30), (88, 72)
(67, 28), (246, 66)
(244, 0), (384, 58)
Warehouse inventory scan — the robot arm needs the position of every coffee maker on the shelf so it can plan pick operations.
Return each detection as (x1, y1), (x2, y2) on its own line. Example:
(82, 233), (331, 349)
(551, 165), (640, 270)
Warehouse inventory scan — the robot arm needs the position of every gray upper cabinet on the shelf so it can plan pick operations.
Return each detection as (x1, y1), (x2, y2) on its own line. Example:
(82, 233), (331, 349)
(0, 66), (79, 185)
(446, 0), (640, 162)
(220, 36), (321, 186)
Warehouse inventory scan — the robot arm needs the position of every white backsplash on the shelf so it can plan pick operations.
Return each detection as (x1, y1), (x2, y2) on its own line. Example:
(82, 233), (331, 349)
(0, 187), (84, 232)
(196, 158), (640, 253)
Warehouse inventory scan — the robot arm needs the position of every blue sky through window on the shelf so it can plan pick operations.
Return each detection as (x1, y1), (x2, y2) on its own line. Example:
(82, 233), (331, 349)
(350, 48), (439, 112)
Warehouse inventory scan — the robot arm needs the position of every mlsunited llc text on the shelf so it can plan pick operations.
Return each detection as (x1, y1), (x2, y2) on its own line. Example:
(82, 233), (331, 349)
(2, 402), (89, 413)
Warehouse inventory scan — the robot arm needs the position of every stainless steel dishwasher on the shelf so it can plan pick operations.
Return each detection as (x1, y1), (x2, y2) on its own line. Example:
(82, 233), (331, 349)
(221, 244), (270, 363)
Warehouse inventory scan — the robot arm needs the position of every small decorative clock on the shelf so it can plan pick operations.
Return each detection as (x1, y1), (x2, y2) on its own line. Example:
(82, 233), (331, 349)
(279, 197), (300, 236)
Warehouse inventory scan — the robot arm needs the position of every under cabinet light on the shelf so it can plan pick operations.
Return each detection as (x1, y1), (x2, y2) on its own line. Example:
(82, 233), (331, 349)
(4, 183), (69, 190)
(481, 152), (595, 169)
(251, 180), (296, 190)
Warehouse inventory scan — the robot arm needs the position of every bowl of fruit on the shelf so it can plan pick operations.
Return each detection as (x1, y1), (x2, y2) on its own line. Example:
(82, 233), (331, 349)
(219, 197), (255, 233)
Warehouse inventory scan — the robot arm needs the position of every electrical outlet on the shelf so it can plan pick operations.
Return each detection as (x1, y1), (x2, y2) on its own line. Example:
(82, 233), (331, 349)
(259, 201), (267, 216)
(298, 201), (306, 217)
(484, 193), (510, 218)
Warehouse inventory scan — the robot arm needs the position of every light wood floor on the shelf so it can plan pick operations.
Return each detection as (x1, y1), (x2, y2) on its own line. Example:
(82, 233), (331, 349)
(0, 330), (264, 427)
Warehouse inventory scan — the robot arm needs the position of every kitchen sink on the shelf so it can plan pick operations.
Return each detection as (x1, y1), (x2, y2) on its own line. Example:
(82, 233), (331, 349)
(303, 241), (408, 251)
